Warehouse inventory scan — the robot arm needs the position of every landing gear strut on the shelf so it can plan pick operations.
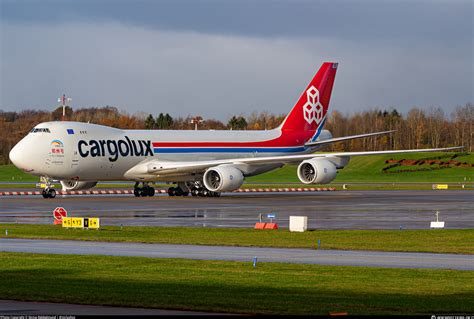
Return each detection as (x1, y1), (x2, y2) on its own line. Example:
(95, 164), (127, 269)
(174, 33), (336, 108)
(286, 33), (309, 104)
(40, 176), (56, 199)
(133, 182), (155, 197)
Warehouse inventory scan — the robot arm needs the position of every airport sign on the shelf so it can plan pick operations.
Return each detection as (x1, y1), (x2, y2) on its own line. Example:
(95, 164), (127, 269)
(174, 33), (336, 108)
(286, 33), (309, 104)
(53, 207), (68, 225)
(62, 217), (100, 229)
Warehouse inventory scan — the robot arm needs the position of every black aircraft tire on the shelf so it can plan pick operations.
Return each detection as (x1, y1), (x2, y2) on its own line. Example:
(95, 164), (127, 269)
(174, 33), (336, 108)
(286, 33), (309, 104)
(148, 187), (155, 197)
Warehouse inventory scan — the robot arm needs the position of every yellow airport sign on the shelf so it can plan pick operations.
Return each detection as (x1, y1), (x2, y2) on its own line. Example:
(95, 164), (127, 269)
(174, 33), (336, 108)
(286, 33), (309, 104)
(62, 217), (72, 228)
(62, 217), (100, 229)
(86, 218), (100, 229)
(435, 184), (449, 190)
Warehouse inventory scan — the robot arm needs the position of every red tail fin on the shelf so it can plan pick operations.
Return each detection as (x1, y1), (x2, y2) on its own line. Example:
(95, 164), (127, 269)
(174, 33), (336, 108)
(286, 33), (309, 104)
(280, 62), (338, 133)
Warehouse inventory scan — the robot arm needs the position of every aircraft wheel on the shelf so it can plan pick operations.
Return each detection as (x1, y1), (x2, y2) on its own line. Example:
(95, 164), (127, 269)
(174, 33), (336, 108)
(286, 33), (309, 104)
(147, 187), (155, 197)
(174, 187), (183, 196)
(42, 189), (50, 199)
(43, 188), (56, 199)
(134, 189), (140, 197)
(168, 187), (176, 196)
(191, 188), (199, 196)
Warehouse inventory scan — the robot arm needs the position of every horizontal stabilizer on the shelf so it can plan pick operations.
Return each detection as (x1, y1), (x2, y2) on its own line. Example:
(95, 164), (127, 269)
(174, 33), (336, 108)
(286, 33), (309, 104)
(305, 130), (395, 147)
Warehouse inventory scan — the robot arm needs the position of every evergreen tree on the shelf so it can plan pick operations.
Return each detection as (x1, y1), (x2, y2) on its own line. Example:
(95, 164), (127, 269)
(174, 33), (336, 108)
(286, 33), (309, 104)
(227, 116), (238, 130)
(144, 114), (156, 129)
(163, 113), (174, 129)
(236, 116), (247, 129)
(156, 113), (164, 129)
(227, 115), (247, 130)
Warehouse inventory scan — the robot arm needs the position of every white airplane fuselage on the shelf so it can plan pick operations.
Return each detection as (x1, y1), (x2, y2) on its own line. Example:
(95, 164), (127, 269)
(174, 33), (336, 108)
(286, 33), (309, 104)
(13, 121), (331, 182)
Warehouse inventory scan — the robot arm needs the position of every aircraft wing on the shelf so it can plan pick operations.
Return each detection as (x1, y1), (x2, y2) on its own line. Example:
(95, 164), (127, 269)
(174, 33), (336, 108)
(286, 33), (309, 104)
(305, 130), (395, 147)
(124, 146), (462, 179)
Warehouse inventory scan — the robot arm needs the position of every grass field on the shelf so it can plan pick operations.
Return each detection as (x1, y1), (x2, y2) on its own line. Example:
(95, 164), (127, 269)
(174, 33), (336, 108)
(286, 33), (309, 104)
(1, 152), (472, 187)
(2, 224), (472, 254)
(1, 252), (472, 315)
(246, 152), (474, 184)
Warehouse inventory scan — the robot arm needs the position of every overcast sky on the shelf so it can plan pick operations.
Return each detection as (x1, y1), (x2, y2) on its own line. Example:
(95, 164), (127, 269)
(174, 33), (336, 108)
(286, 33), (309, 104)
(1, 0), (472, 120)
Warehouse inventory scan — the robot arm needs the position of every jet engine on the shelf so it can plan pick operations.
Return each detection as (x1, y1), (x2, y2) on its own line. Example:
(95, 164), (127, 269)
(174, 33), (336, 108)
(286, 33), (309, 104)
(60, 180), (98, 191)
(203, 165), (244, 192)
(297, 159), (337, 184)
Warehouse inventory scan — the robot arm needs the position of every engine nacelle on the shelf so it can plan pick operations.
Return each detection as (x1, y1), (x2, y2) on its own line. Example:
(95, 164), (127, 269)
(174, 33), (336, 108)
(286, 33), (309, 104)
(60, 180), (98, 191)
(203, 165), (244, 192)
(297, 159), (337, 184)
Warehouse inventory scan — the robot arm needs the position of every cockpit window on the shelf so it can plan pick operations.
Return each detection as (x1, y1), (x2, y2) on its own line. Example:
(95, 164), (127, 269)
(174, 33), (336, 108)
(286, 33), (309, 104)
(30, 128), (51, 133)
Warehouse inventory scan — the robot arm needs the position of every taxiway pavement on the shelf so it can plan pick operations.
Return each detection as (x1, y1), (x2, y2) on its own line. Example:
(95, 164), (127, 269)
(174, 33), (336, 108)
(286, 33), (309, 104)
(0, 190), (472, 229)
(1, 238), (472, 270)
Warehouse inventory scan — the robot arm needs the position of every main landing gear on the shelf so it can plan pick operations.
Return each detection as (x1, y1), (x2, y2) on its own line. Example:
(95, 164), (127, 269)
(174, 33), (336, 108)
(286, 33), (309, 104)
(133, 182), (155, 197)
(167, 186), (189, 197)
(172, 181), (221, 198)
(40, 176), (56, 199)
(190, 187), (220, 197)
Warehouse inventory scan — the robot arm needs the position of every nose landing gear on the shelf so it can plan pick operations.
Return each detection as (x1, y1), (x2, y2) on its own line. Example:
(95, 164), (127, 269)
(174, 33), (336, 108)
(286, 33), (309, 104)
(42, 188), (56, 199)
(133, 182), (155, 197)
(40, 176), (57, 199)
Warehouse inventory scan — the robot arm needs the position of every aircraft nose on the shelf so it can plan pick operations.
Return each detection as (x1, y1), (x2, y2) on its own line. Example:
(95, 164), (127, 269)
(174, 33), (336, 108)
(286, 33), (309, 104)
(9, 141), (29, 170)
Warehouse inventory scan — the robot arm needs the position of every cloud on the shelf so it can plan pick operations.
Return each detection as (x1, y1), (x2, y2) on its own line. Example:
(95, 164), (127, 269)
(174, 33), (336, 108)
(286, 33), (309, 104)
(1, 22), (472, 120)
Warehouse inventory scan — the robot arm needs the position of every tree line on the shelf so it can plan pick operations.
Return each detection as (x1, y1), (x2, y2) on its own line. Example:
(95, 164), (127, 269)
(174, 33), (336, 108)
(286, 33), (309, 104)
(0, 104), (472, 164)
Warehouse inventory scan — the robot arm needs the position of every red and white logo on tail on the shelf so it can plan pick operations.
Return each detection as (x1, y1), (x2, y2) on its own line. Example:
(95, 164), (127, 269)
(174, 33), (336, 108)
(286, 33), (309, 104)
(280, 62), (338, 134)
(303, 86), (323, 125)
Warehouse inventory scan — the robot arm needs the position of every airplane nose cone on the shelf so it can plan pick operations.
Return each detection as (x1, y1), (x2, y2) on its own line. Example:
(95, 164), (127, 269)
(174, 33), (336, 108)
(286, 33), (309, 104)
(9, 142), (28, 170)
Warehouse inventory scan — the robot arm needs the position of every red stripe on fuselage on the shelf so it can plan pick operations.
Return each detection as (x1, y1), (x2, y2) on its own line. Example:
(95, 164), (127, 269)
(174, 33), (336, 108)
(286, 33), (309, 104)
(151, 130), (314, 148)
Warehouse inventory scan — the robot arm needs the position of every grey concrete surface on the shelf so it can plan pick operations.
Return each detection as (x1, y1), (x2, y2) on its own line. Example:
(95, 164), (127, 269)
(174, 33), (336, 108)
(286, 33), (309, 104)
(0, 299), (225, 315)
(0, 190), (473, 229)
(1, 238), (472, 270)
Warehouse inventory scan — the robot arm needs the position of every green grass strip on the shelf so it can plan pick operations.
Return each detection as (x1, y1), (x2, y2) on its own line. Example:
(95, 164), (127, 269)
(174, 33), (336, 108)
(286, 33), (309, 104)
(0, 252), (472, 315)
(1, 224), (472, 254)
(246, 152), (474, 184)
